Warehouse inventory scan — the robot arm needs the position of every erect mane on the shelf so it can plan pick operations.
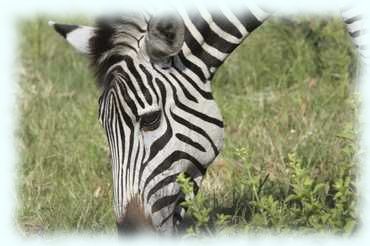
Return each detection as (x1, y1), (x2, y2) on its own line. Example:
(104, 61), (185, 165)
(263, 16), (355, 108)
(88, 13), (149, 88)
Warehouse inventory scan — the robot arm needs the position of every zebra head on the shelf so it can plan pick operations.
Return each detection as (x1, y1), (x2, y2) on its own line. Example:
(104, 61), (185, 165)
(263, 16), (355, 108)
(51, 10), (224, 233)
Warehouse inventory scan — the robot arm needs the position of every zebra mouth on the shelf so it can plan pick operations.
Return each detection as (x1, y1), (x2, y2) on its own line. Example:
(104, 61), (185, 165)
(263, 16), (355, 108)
(116, 195), (154, 234)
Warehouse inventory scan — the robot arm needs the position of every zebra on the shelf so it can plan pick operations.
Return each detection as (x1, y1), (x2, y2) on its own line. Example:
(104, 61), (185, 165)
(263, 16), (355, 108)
(49, 2), (366, 233)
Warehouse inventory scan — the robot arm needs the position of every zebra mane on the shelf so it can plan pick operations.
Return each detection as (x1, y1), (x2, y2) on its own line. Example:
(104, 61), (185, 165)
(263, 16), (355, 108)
(88, 13), (149, 88)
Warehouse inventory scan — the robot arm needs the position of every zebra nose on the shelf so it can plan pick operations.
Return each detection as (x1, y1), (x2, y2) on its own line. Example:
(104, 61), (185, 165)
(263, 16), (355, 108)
(116, 218), (138, 234)
(116, 218), (154, 234)
(116, 211), (154, 234)
(116, 196), (155, 234)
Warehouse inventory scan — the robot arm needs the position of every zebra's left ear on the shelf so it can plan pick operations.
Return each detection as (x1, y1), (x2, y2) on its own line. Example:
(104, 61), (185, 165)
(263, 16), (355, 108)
(146, 12), (185, 62)
(49, 21), (96, 54)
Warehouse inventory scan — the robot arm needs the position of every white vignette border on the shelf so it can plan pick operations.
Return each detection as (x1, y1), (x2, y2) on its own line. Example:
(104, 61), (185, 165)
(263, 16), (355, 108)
(1, 0), (370, 245)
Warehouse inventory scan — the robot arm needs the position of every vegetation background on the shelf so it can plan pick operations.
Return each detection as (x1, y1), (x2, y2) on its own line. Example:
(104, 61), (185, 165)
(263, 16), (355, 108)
(17, 14), (359, 235)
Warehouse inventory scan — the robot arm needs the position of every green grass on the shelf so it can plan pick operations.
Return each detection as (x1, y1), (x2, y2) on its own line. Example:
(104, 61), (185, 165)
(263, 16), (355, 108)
(16, 15), (358, 235)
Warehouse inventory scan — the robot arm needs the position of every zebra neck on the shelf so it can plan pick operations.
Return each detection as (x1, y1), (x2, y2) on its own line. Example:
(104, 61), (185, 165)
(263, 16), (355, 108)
(177, 3), (271, 81)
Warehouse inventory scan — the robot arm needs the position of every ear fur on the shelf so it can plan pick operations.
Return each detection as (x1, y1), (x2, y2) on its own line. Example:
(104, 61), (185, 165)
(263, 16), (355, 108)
(49, 21), (96, 54)
(145, 12), (185, 62)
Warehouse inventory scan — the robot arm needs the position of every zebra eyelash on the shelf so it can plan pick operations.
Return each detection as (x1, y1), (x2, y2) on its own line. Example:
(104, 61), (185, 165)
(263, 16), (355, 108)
(140, 110), (162, 131)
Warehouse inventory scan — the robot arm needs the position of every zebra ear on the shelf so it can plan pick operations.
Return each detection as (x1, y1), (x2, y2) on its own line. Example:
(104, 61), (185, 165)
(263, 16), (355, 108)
(146, 12), (185, 62)
(49, 21), (96, 54)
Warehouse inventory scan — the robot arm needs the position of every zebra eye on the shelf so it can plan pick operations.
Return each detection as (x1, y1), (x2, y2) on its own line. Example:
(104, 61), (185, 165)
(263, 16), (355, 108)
(140, 111), (161, 131)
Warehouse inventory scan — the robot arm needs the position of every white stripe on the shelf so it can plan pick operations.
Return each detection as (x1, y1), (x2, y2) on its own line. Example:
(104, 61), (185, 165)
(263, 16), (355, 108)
(197, 4), (242, 44)
(111, 88), (132, 216)
(164, 72), (217, 118)
(170, 69), (211, 100)
(129, 134), (139, 194)
(133, 137), (144, 193)
(246, 2), (271, 22)
(218, 3), (248, 36)
(178, 8), (229, 62)
(182, 43), (211, 79)
(347, 19), (363, 34)
(177, 66), (213, 93)
(173, 56), (213, 93)
(120, 61), (147, 110)
(341, 6), (362, 20)
(341, 7), (369, 59)
(352, 34), (368, 47)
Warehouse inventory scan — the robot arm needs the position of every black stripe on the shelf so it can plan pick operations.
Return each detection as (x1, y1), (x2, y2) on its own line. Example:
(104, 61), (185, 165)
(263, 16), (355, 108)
(115, 78), (138, 119)
(170, 82), (223, 128)
(188, 8), (238, 54)
(115, 31), (139, 43)
(172, 211), (183, 226)
(131, 138), (141, 192)
(178, 48), (207, 82)
(350, 30), (361, 38)
(139, 64), (160, 103)
(176, 133), (206, 152)
(152, 65), (201, 103)
(160, 211), (175, 227)
(152, 194), (179, 214)
(183, 32), (223, 69)
(169, 73), (198, 103)
(96, 17), (146, 33)
(232, 7), (262, 33)
(344, 15), (361, 25)
(116, 67), (145, 109)
(171, 112), (219, 155)
(99, 55), (125, 87)
(146, 173), (179, 202)
(138, 142), (146, 194)
(123, 56), (153, 105)
(172, 66), (213, 100)
(154, 72), (222, 128)
(160, 195), (186, 227)
(143, 151), (207, 192)
(98, 86), (110, 116)
(116, 19), (147, 33)
(114, 42), (138, 53)
(210, 7), (243, 39)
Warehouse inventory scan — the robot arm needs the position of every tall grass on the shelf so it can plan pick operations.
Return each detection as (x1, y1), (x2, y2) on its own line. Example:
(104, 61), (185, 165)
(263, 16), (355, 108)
(16, 15), (358, 235)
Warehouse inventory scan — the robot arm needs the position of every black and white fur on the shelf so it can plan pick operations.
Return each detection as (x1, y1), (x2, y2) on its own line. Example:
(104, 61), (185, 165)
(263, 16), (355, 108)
(50, 2), (366, 233)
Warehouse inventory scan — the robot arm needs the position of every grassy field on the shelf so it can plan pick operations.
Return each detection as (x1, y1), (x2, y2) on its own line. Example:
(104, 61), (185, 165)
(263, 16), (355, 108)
(17, 15), (358, 235)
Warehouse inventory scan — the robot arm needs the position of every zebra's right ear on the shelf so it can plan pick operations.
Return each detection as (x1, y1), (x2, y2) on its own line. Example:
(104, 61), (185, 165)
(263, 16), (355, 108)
(146, 12), (185, 62)
(48, 21), (96, 54)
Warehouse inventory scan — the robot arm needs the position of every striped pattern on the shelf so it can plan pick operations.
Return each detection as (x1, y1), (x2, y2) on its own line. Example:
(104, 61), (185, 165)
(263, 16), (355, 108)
(95, 3), (271, 232)
(51, 2), (366, 233)
(341, 5), (369, 60)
